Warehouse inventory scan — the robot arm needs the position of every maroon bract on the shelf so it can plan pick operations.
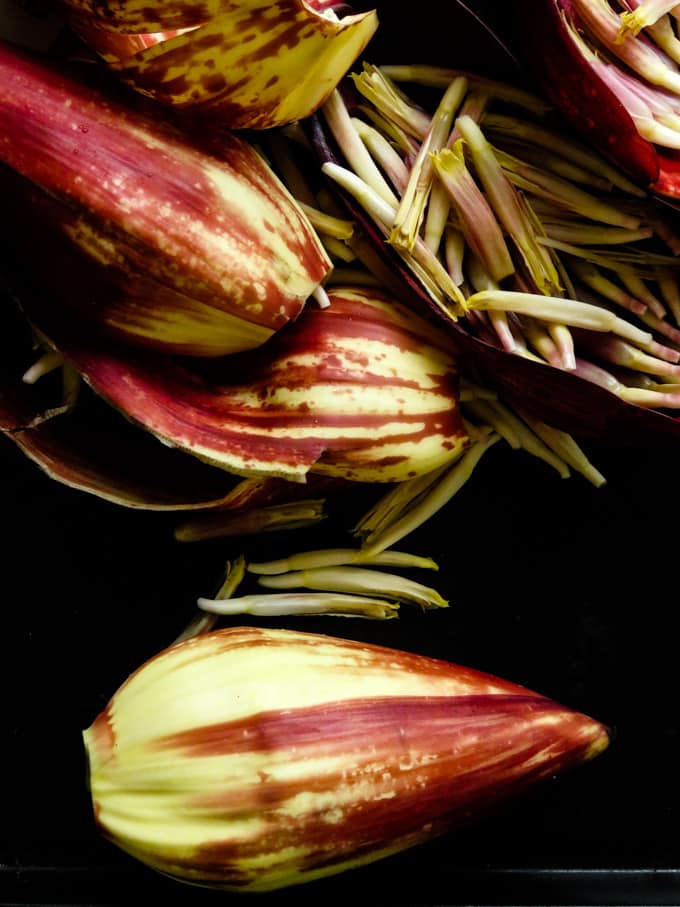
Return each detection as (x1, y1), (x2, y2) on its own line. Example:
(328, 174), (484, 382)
(516, 0), (680, 199)
(0, 283), (342, 510)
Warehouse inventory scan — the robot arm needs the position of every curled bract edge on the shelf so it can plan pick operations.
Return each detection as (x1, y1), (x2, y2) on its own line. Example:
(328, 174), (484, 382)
(61, 0), (379, 129)
(0, 285), (344, 510)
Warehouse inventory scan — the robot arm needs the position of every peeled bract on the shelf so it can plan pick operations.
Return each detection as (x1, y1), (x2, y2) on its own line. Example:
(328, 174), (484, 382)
(23, 285), (468, 483)
(516, 0), (680, 199)
(61, 0), (378, 129)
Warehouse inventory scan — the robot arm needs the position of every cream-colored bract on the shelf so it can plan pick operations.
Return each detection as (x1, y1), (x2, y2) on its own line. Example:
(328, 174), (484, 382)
(62, 0), (378, 129)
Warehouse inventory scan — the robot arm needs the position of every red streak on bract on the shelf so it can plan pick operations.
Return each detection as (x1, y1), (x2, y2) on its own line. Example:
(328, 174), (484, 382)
(91, 630), (608, 890)
(0, 282), (246, 506)
(145, 692), (606, 886)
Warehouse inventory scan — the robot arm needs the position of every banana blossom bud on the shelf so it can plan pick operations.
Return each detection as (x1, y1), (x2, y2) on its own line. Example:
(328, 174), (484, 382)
(83, 625), (610, 892)
(59, 0), (378, 129)
(0, 39), (331, 357)
(25, 285), (468, 483)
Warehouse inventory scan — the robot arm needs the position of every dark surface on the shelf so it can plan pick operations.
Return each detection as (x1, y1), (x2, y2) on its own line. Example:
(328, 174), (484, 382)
(5, 428), (680, 905)
(3, 1), (680, 905)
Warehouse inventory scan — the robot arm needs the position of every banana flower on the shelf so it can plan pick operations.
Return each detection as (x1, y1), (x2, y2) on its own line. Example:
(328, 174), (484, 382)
(83, 625), (611, 892)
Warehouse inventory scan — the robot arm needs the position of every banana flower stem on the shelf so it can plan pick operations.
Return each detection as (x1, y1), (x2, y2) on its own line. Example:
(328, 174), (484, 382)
(380, 64), (554, 116)
(480, 112), (643, 194)
(351, 64), (432, 140)
(430, 144), (514, 284)
(321, 161), (467, 314)
(618, 0), (680, 39)
(572, 0), (680, 93)
(390, 75), (468, 251)
(22, 350), (64, 384)
(322, 88), (400, 206)
(455, 115), (562, 295)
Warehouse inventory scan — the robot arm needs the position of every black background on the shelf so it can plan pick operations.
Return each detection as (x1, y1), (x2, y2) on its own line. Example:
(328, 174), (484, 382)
(4, 2), (680, 904)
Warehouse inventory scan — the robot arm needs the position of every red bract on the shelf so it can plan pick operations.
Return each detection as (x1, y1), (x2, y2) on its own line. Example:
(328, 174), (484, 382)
(516, 0), (680, 199)
(0, 286), (341, 510)
(58, 0), (378, 129)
